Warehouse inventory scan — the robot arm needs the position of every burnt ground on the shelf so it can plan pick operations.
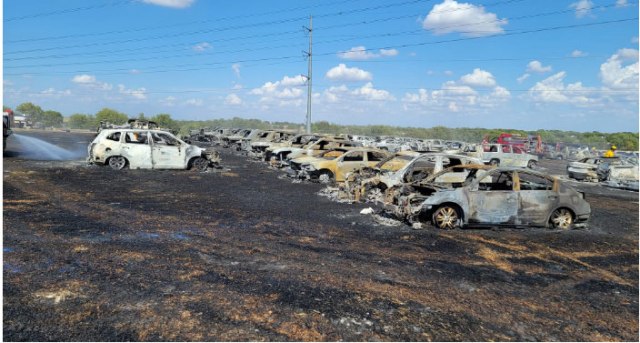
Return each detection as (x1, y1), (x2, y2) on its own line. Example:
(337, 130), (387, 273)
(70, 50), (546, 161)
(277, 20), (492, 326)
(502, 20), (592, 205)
(3, 130), (639, 341)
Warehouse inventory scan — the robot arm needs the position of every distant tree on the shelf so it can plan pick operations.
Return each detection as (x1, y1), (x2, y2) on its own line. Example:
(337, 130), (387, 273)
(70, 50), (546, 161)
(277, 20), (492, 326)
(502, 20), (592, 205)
(151, 113), (177, 129)
(68, 113), (95, 129)
(95, 108), (128, 124)
(42, 110), (64, 127)
(16, 102), (44, 123)
(137, 112), (146, 120)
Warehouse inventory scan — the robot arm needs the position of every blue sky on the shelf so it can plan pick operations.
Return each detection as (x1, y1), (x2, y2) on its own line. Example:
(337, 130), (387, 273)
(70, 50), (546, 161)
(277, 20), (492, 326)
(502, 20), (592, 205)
(3, 0), (639, 132)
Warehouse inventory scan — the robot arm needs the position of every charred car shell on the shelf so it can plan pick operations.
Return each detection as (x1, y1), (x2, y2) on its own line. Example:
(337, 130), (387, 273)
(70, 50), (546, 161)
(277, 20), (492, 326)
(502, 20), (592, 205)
(385, 165), (590, 230)
(88, 129), (221, 171)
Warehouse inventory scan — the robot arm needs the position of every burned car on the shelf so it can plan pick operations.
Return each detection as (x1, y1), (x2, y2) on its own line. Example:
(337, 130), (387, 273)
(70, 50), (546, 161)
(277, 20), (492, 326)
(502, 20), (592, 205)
(88, 129), (220, 171)
(346, 153), (482, 203)
(281, 138), (362, 167)
(385, 165), (590, 230)
(566, 156), (637, 182)
(467, 143), (538, 168)
(288, 148), (391, 183)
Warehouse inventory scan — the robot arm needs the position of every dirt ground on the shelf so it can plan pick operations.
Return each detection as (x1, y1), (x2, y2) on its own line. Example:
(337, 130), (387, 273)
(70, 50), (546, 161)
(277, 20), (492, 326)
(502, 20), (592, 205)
(3, 130), (639, 341)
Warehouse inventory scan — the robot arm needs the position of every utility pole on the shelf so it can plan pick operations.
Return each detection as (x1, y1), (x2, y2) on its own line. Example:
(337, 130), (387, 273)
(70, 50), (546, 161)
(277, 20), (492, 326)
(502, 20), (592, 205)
(303, 16), (313, 134)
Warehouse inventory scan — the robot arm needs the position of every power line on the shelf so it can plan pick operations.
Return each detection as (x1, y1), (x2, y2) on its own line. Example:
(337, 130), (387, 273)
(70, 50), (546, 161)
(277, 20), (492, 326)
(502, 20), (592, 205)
(5, 0), (366, 42)
(4, 0), (425, 55)
(4, 0), (132, 22)
(5, 16), (636, 74)
(5, 0), (624, 66)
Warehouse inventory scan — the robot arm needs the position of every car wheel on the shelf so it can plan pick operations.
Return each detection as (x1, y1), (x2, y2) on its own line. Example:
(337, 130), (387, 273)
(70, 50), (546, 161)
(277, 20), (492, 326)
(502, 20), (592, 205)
(432, 205), (461, 230)
(366, 186), (385, 203)
(318, 171), (334, 184)
(489, 159), (500, 166)
(549, 208), (573, 230)
(527, 160), (537, 169)
(108, 156), (127, 170)
(192, 157), (209, 172)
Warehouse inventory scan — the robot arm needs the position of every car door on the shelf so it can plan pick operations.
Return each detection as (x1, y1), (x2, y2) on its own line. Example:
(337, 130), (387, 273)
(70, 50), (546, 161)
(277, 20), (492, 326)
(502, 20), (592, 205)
(335, 151), (364, 181)
(151, 131), (185, 169)
(122, 130), (153, 169)
(466, 170), (518, 225)
(516, 171), (556, 226)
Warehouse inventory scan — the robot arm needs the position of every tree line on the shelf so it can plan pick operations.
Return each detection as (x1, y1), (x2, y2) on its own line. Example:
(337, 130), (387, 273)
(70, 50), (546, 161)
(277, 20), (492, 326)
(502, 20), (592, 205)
(7, 102), (639, 150)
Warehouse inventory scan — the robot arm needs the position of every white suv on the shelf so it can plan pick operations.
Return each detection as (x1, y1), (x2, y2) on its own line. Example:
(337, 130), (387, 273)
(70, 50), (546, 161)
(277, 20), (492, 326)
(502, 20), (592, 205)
(88, 129), (220, 171)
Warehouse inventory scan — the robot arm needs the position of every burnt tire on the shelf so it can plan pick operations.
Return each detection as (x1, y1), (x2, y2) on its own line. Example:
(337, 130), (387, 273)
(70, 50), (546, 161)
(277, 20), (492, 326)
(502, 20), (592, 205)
(108, 156), (127, 170)
(549, 208), (573, 230)
(432, 205), (462, 230)
(527, 160), (537, 169)
(489, 159), (500, 166)
(318, 170), (334, 184)
(365, 186), (385, 203)
(191, 157), (209, 172)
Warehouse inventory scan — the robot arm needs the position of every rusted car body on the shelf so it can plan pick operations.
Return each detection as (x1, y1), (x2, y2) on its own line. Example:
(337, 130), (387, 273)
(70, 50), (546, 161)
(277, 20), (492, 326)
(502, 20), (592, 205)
(466, 143), (538, 168)
(246, 130), (297, 159)
(282, 138), (362, 166)
(566, 157), (637, 182)
(88, 129), (220, 171)
(264, 134), (322, 164)
(287, 148), (391, 183)
(346, 153), (482, 203)
(384, 165), (590, 230)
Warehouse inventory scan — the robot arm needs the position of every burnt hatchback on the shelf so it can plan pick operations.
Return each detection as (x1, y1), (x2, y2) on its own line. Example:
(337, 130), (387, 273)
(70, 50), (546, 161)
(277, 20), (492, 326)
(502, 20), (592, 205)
(386, 166), (591, 230)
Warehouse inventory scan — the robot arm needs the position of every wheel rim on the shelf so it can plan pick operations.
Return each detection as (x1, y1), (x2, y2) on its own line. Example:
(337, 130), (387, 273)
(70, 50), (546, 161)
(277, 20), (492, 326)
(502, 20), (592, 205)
(528, 161), (536, 168)
(319, 173), (331, 184)
(366, 187), (384, 203)
(193, 158), (208, 171)
(551, 209), (573, 229)
(434, 206), (458, 229)
(109, 157), (126, 170)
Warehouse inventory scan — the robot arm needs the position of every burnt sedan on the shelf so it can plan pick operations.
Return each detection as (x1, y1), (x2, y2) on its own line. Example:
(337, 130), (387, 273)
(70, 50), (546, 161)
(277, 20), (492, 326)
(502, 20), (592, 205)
(386, 166), (591, 230)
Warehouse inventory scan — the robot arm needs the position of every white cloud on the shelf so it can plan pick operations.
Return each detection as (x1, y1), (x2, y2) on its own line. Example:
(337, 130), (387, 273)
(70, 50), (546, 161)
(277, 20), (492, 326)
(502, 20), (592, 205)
(338, 46), (378, 60)
(39, 88), (72, 98)
(185, 98), (203, 106)
(422, 0), (507, 37)
(326, 64), (372, 82)
(570, 0), (593, 18)
(321, 83), (394, 103)
(118, 84), (147, 100)
(250, 75), (307, 106)
(403, 69), (510, 112)
(225, 94), (242, 105)
(192, 42), (212, 52)
(337, 46), (399, 60)
(72, 74), (96, 84)
(599, 48), (639, 89)
(129, 69), (141, 74)
(280, 75), (307, 87)
(379, 49), (399, 57)
(72, 74), (112, 90)
(3, 79), (13, 86)
(352, 82), (394, 101)
(160, 96), (176, 106)
(632, 37), (639, 44)
(527, 60), (552, 73)
(528, 72), (594, 104)
(571, 50), (587, 57)
(460, 68), (496, 87)
(232, 63), (241, 78)
(141, 0), (194, 8)
(517, 73), (530, 83)
(492, 86), (511, 98)
(616, 0), (628, 7)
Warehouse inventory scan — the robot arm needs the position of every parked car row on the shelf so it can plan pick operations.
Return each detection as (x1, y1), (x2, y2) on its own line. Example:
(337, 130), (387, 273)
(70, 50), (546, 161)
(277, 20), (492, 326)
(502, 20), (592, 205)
(203, 127), (593, 231)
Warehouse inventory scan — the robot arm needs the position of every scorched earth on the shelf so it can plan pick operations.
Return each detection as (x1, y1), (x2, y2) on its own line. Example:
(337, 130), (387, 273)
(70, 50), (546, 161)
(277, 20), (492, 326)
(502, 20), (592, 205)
(3, 130), (639, 341)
